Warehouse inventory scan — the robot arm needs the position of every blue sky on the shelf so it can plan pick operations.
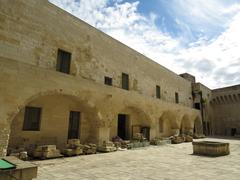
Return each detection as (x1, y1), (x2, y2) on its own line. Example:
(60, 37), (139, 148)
(49, 0), (240, 89)
(114, 0), (240, 42)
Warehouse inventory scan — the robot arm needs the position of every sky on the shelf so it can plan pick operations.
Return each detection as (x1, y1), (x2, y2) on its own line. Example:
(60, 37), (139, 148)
(49, 0), (240, 89)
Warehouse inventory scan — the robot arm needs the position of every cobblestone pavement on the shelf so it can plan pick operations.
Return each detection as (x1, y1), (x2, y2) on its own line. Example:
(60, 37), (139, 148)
(32, 138), (240, 180)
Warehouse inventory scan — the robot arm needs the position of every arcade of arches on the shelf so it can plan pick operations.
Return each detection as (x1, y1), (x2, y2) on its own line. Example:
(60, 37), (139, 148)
(3, 92), (202, 156)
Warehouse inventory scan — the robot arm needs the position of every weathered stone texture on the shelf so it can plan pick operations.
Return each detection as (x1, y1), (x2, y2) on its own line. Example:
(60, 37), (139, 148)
(0, 0), (202, 156)
(192, 141), (230, 157)
(211, 85), (240, 136)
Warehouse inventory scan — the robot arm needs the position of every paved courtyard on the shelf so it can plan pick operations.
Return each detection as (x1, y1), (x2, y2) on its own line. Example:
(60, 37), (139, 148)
(32, 138), (240, 180)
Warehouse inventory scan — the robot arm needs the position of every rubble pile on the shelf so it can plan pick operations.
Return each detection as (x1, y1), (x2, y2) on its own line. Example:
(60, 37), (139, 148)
(8, 147), (28, 161)
(171, 136), (185, 144)
(131, 140), (150, 148)
(112, 136), (132, 149)
(132, 133), (150, 148)
(193, 134), (206, 139)
(133, 133), (146, 141)
(113, 141), (121, 149)
(62, 139), (84, 156)
(97, 141), (117, 152)
(185, 135), (193, 142)
(112, 136), (133, 150)
(170, 134), (195, 144)
(83, 143), (97, 154)
(121, 140), (132, 149)
(150, 138), (171, 145)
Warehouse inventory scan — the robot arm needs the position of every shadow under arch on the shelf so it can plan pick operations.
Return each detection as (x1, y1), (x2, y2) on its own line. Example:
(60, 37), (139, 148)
(110, 105), (152, 140)
(180, 114), (193, 135)
(158, 112), (172, 137)
(159, 110), (183, 136)
(7, 91), (103, 154)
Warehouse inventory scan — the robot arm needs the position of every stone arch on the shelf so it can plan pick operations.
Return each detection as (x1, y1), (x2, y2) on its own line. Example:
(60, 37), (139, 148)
(121, 106), (152, 126)
(6, 89), (102, 125)
(180, 114), (192, 135)
(160, 110), (183, 136)
(7, 90), (103, 155)
(110, 105), (152, 140)
(158, 114), (172, 137)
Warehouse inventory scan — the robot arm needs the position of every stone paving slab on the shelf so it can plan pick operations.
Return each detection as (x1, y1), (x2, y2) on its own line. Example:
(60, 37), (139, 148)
(32, 138), (240, 180)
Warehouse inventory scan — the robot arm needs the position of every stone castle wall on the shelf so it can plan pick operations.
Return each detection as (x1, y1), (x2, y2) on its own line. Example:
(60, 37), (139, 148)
(0, 0), (192, 106)
(0, 0), (202, 156)
(211, 85), (240, 135)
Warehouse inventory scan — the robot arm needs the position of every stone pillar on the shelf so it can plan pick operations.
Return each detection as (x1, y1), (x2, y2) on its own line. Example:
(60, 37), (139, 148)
(0, 123), (10, 157)
(97, 126), (110, 145)
(149, 127), (156, 140)
(95, 114), (112, 145)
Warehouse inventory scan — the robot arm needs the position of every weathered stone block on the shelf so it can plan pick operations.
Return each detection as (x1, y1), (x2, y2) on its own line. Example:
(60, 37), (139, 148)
(33, 145), (62, 159)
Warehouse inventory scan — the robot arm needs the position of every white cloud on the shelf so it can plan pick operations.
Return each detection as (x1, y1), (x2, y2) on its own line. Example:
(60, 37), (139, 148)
(49, 0), (240, 89)
(165, 0), (240, 42)
(175, 11), (240, 88)
(49, 0), (108, 26)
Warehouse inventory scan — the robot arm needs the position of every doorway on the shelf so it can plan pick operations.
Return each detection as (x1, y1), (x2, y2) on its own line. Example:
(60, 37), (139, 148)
(231, 128), (237, 136)
(68, 111), (80, 139)
(118, 114), (128, 140)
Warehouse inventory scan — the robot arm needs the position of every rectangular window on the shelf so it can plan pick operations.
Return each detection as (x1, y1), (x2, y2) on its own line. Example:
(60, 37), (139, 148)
(104, 76), (112, 86)
(122, 73), (129, 90)
(175, 92), (179, 104)
(56, 49), (71, 74)
(156, 85), (161, 99)
(23, 106), (41, 131)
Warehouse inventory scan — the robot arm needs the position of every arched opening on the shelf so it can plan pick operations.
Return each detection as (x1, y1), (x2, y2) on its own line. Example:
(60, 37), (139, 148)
(7, 94), (100, 155)
(158, 111), (181, 137)
(110, 106), (152, 140)
(158, 116), (172, 137)
(180, 114), (192, 135)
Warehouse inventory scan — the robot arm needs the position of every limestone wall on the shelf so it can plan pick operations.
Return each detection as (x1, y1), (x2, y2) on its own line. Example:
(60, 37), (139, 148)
(0, 0), (202, 156)
(0, 58), (201, 156)
(0, 0), (192, 107)
(211, 85), (240, 135)
(8, 95), (99, 150)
